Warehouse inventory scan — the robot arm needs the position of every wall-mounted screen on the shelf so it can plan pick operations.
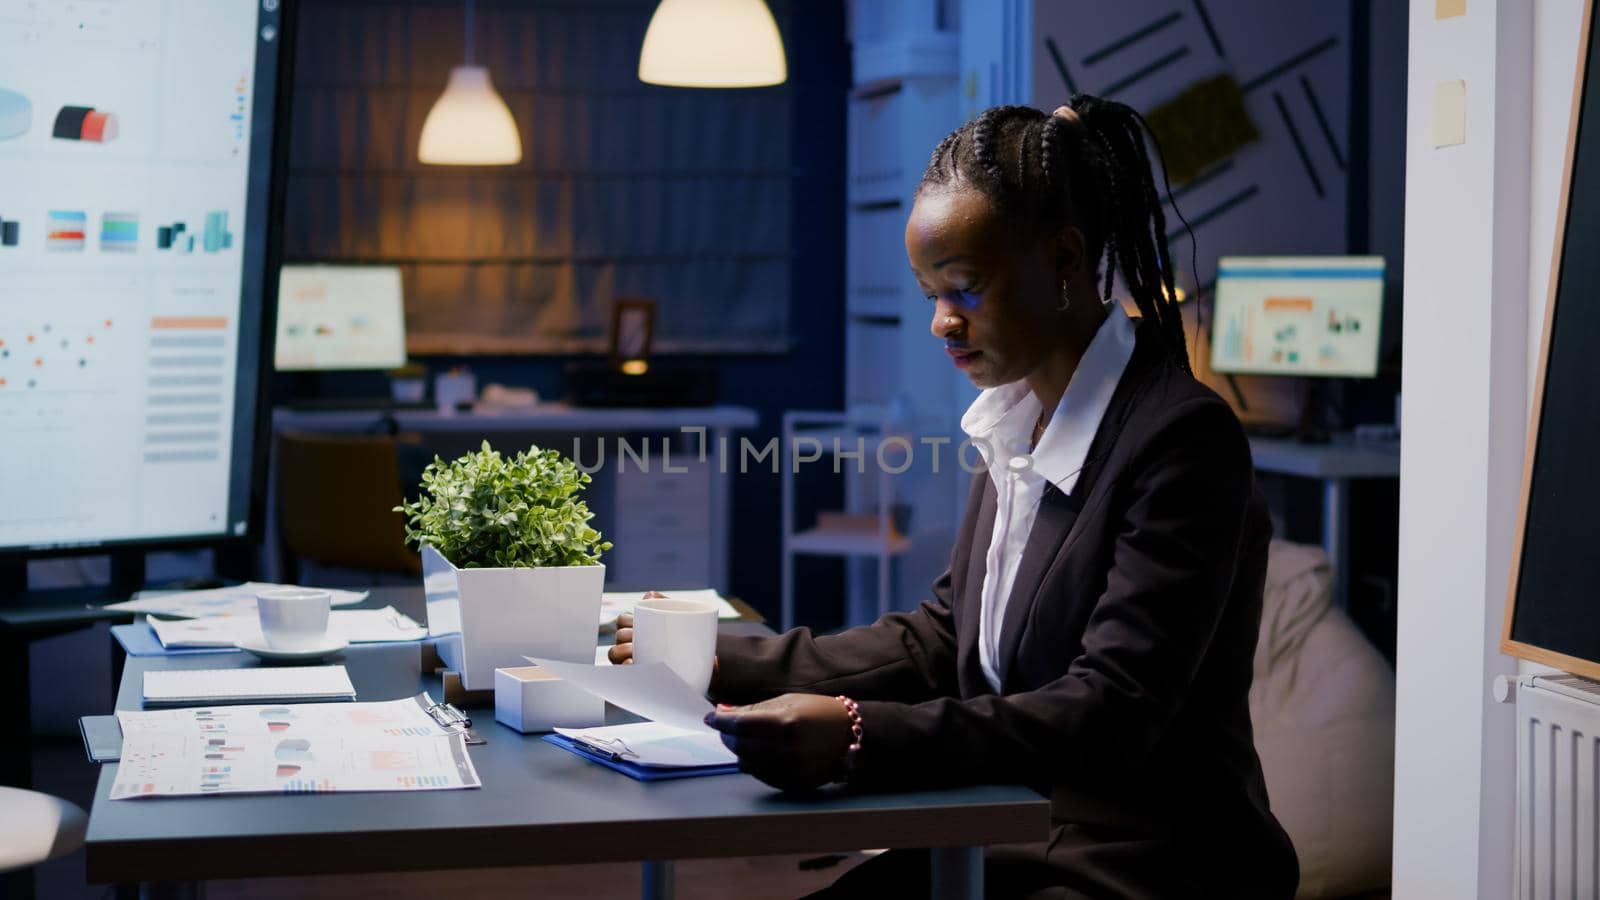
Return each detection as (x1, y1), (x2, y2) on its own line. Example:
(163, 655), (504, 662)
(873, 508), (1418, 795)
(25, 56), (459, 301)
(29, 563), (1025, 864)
(0, 0), (289, 554)
(275, 265), (407, 372)
(1210, 256), (1385, 378)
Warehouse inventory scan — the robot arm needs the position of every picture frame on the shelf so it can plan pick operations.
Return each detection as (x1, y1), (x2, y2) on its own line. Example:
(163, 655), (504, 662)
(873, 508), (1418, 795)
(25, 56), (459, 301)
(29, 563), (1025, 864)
(609, 297), (656, 367)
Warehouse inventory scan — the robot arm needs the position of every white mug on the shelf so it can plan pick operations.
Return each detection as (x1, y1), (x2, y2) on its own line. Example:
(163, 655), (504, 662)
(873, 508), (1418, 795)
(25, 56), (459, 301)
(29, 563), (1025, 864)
(256, 588), (331, 651)
(631, 597), (719, 695)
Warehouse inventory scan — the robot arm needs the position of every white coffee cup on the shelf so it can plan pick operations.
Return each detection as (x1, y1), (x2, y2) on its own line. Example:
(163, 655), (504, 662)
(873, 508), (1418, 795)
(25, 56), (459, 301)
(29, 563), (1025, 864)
(256, 588), (332, 651)
(631, 597), (719, 695)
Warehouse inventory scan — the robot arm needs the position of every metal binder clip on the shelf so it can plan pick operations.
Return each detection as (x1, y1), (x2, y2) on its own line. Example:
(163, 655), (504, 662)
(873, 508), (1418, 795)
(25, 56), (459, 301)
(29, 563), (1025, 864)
(575, 735), (638, 762)
(426, 700), (486, 745)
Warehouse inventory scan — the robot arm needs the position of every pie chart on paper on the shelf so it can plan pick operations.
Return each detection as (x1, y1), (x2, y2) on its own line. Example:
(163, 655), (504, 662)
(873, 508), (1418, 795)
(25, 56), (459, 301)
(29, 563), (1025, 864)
(0, 89), (30, 140)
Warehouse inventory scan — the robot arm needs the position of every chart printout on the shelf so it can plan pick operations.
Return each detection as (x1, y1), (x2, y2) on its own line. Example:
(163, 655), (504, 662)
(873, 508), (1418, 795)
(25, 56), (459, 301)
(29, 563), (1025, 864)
(0, 0), (276, 550)
(111, 694), (483, 798)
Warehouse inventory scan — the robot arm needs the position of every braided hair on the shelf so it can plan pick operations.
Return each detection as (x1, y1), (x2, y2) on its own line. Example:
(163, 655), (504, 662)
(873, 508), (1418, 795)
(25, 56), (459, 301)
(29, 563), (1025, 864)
(919, 95), (1195, 372)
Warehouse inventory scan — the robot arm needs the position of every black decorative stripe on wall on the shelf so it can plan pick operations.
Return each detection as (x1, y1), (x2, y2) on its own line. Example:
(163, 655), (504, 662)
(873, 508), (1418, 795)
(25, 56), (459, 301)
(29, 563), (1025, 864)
(1084, 11), (1182, 66)
(1167, 185), (1259, 244)
(1044, 37), (1079, 95)
(1165, 159), (1234, 205)
(1300, 75), (1346, 171)
(1103, 46), (1191, 98)
(854, 81), (903, 101)
(1273, 91), (1324, 198)
(1242, 36), (1339, 93)
(1190, 0), (1226, 59)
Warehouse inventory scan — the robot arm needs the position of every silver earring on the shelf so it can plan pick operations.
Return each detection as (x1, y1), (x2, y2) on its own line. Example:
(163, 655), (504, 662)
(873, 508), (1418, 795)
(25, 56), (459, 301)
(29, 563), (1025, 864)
(1057, 279), (1071, 312)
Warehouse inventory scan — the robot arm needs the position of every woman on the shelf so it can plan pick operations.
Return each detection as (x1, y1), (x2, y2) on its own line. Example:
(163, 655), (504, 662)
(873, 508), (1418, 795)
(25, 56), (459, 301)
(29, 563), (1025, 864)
(612, 95), (1298, 899)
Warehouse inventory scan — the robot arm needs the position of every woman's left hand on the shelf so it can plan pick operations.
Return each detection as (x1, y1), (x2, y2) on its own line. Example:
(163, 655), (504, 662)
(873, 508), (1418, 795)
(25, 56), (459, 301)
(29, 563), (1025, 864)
(703, 693), (854, 792)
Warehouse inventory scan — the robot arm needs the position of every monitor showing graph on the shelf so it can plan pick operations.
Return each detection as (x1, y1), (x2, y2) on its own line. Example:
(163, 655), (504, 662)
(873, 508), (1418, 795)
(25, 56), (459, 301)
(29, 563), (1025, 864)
(1210, 256), (1385, 378)
(275, 265), (407, 372)
(0, 1), (289, 554)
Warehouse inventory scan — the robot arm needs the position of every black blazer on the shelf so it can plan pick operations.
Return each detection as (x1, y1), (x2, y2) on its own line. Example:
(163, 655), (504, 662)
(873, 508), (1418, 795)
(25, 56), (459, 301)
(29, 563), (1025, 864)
(715, 321), (1299, 899)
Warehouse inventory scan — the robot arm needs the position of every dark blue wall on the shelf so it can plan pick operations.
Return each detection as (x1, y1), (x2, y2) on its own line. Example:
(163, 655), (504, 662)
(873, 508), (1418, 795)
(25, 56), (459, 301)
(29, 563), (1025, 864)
(282, 1), (850, 619)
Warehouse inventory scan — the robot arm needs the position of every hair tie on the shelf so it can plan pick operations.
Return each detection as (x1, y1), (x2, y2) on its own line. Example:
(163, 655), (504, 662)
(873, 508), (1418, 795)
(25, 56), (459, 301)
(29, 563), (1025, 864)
(1051, 104), (1082, 127)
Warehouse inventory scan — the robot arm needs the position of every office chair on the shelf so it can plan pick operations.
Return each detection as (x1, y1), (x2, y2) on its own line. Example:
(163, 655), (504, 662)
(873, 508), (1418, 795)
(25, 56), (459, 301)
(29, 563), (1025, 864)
(0, 787), (87, 884)
(276, 431), (423, 580)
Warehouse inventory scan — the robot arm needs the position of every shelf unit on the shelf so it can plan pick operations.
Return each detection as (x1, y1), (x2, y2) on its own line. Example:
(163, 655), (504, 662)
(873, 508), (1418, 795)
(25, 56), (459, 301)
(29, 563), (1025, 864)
(829, 0), (968, 622)
(780, 410), (912, 630)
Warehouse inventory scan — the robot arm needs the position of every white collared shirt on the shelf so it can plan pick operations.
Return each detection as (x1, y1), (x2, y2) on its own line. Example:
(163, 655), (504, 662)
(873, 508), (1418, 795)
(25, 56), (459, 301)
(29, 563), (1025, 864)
(960, 305), (1137, 692)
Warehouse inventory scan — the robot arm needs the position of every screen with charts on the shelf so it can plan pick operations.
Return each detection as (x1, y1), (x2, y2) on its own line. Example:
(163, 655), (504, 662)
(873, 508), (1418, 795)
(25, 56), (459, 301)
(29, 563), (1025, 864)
(1210, 256), (1385, 378)
(0, 0), (287, 554)
(275, 265), (407, 372)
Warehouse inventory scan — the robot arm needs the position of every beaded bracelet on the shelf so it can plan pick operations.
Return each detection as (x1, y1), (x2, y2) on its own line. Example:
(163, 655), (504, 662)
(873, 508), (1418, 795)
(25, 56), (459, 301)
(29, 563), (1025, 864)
(835, 695), (863, 776)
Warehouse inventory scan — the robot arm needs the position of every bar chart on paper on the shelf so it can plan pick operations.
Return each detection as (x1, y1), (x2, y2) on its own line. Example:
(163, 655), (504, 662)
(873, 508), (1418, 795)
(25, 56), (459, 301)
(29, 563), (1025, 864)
(111, 696), (483, 799)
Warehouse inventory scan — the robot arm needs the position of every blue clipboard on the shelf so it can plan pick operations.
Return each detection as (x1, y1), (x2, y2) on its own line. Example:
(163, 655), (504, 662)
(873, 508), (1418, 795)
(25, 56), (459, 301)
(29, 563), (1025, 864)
(541, 733), (740, 781)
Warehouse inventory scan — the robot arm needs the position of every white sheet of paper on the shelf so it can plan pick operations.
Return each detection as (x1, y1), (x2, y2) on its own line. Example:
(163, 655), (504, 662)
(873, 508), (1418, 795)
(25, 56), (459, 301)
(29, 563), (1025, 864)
(554, 721), (736, 768)
(148, 607), (427, 649)
(107, 582), (367, 618)
(112, 693), (481, 799)
(599, 589), (740, 628)
(526, 657), (712, 733)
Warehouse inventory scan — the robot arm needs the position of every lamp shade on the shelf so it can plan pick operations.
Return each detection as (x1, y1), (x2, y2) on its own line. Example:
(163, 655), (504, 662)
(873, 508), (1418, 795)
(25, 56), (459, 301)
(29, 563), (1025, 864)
(418, 66), (522, 165)
(638, 0), (786, 88)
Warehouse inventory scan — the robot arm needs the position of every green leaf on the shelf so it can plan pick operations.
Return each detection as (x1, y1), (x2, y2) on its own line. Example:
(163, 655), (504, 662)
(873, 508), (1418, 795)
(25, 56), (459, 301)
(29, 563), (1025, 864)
(395, 441), (611, 569)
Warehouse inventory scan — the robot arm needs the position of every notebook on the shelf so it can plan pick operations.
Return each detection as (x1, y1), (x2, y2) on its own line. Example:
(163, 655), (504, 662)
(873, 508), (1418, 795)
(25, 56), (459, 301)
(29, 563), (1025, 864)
(141, 665), (357, 707)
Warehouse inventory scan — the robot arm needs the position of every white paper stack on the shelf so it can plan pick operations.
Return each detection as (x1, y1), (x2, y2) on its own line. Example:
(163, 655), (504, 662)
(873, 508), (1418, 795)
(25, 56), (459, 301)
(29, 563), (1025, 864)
(528, 656), (735, 769)
(147, 606), (427, 650)
(106, 582), (368, 619)
(598, 589), (742, 630)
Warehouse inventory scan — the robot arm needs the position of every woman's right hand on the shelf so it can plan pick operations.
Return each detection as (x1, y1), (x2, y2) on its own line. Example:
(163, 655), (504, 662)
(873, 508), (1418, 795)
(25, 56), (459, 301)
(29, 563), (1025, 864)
(607, 612), (636, 664)
(607, 612), (720, 685)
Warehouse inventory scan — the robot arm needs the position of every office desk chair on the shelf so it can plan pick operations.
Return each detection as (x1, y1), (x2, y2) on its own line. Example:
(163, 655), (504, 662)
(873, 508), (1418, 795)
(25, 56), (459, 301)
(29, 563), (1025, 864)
(276, 431), (423, 580)
(0, 787), (87, 884)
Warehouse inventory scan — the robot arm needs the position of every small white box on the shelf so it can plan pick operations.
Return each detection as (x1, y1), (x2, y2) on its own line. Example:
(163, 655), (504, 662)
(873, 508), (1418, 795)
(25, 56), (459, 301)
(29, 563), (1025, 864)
(494, 665), (605, 733)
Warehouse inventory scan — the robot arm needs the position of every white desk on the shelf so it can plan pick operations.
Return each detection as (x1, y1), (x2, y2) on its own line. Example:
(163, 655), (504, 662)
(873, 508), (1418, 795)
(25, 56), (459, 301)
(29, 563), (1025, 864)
(271, 404), (759, 593)
(1249, 435), (1401, 606)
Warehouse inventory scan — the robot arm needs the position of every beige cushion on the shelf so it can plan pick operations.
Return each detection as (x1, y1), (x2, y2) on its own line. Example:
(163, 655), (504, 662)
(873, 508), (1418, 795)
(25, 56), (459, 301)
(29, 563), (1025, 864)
(0, 787), (87, 873)
(1250, 540), (1396, 899)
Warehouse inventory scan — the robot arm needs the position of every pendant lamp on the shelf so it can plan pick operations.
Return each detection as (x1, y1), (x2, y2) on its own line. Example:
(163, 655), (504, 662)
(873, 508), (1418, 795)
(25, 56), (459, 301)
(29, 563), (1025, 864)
(638, 0), (787, 88)
(419, 0), (521, 165)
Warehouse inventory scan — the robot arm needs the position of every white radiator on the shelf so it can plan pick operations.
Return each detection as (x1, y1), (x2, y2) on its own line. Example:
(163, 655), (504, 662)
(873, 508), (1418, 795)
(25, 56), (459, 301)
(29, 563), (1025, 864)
(1515, 674), (1600, 899)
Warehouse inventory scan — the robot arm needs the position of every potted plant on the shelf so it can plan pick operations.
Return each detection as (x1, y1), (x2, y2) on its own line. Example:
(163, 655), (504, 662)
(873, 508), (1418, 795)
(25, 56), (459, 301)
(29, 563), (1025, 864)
(398, 441), (612, 691)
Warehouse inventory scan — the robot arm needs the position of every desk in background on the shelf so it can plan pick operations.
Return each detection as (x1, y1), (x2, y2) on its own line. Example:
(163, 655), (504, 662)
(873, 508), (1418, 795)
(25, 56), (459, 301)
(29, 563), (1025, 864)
(1249, 434), (1401, 606)
(83, 587), (1047, 900)
(271, 405), (758, 594)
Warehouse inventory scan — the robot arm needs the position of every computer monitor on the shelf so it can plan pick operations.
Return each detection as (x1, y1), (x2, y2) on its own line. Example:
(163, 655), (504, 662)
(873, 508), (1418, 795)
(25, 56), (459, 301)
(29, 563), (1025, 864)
(1210, 256), (1385, 378)
(274, 265), (407, 372)
(0, 0), (293, 558)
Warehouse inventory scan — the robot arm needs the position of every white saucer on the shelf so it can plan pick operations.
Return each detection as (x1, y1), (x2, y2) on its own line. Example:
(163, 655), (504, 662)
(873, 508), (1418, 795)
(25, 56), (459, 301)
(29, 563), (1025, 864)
(236, 637), (349, 661)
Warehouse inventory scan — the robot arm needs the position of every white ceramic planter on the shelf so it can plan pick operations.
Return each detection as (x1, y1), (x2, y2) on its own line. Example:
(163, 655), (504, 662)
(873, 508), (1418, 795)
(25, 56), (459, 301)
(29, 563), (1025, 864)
(421, 545), (603, 691)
